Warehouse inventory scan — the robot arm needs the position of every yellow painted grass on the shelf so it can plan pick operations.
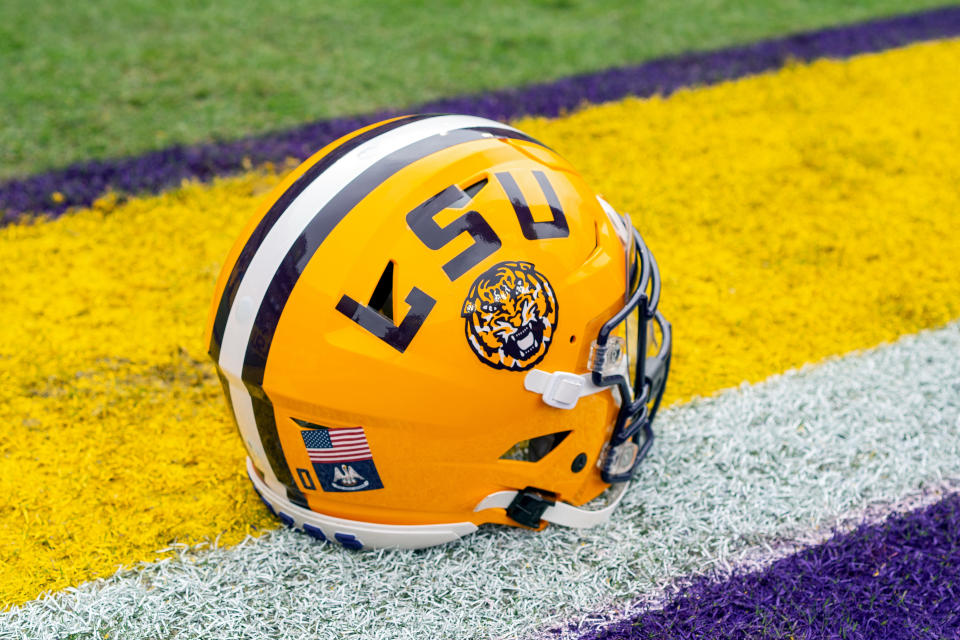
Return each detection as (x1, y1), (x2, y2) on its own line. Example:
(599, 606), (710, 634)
(514, 38), (960, 401)
(2, 38), (960, 606)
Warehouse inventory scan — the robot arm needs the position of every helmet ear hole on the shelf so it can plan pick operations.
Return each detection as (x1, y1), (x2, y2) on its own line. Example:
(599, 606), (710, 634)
(500, 430), (570, 462)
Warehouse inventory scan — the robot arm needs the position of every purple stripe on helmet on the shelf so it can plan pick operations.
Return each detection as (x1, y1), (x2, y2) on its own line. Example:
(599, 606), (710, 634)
(572, 493), (960, 640)
(207, 114), (429, 363)
(3, 6), (960, 225)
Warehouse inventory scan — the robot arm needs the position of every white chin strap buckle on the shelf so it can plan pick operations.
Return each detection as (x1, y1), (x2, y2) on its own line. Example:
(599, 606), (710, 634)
(524, 369), (606, 410)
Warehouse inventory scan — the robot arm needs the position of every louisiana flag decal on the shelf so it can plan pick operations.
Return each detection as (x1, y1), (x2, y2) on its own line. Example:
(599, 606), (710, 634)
(300, 426), (384, 492)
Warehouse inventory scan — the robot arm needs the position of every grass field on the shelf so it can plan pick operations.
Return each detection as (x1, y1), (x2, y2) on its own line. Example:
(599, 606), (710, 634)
(2, 35), (959, 607)
(2, 3), (960, 637)
(0, 0), (949, 179)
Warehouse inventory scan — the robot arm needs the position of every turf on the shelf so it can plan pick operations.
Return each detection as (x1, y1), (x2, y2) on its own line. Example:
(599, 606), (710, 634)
(4, 323), (959, 638)
(6, 6), (959, 223)
(2, 37), (960, 606)
(0, 0), (951, 180)
(589, 494), (960, 639)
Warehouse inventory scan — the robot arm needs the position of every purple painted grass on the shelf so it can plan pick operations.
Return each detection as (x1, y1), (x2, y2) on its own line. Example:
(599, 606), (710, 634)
(4, 6), (960, 225)
(578, 493), (960, 640)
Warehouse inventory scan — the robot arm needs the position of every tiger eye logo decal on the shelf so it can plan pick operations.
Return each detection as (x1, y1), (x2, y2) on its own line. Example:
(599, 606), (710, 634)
(461, 261), (558, 371)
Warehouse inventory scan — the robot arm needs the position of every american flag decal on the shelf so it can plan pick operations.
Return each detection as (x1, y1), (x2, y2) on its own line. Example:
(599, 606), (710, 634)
(297, 423), (384, 492)
(301, 426), (372, 463)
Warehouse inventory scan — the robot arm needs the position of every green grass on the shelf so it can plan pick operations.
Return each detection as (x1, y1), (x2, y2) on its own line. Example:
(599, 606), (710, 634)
(0, 0), (950, 179)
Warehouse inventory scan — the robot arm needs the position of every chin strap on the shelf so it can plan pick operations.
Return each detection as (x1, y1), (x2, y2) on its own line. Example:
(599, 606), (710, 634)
(473, 482), (629, 529)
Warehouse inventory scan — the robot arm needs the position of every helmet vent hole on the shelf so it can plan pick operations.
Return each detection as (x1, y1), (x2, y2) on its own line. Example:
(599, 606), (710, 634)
(500, 430), (570, 462)
(368, 260), (395, 321)
(569, 335), (576, 343)
(462, 178), (488, 200)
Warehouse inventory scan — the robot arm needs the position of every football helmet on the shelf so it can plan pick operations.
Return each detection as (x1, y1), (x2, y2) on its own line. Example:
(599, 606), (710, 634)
(205, 114), (671, 550)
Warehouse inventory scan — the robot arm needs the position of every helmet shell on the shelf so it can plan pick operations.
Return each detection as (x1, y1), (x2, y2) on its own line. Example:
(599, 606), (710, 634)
(206, 115), (631, 537)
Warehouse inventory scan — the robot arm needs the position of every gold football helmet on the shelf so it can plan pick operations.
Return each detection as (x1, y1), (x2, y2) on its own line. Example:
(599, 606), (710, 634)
(205, 114), (671, 549)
